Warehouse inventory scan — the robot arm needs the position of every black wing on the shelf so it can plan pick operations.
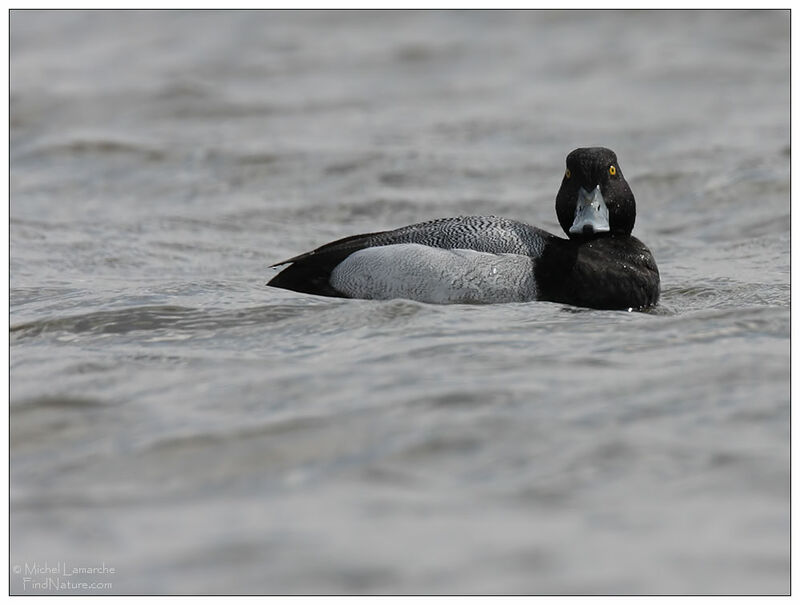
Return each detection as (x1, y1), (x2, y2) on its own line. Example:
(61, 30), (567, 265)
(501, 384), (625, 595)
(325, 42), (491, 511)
(267, 216), (550, 297)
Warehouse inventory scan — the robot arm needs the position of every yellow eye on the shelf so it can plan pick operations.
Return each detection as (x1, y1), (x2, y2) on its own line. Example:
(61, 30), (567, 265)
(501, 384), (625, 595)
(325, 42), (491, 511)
(565, 169), (571, 179)
(609, 165), (617, 176)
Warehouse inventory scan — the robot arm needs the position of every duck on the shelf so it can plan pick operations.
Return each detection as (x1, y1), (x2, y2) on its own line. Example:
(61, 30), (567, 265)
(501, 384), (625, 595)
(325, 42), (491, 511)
(268, 147), (660, 310)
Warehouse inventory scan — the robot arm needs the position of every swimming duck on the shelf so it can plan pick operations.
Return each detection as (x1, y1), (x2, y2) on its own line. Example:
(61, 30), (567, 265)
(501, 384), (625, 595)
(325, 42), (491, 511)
(268, 147), (659, 310)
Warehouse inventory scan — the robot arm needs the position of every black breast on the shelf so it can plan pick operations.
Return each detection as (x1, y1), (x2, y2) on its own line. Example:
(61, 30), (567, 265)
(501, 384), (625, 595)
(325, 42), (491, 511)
(533, 235), (660, 310)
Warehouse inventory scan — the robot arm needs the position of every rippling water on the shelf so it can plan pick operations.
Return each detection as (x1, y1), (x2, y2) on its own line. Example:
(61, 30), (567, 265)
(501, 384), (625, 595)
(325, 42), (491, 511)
(10, 10), (789, 595)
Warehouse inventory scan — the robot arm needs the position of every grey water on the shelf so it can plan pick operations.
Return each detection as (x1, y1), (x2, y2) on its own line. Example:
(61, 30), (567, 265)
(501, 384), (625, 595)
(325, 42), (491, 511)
(10, 10), (789, 595)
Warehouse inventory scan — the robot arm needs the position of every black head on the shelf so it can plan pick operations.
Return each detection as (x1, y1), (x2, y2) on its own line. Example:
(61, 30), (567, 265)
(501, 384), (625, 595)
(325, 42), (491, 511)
(555, 147), (636, 239)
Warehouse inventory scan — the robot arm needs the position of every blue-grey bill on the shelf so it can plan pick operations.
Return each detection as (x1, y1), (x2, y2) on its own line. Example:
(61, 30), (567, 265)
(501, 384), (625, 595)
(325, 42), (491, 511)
(569, 185), (611, 235)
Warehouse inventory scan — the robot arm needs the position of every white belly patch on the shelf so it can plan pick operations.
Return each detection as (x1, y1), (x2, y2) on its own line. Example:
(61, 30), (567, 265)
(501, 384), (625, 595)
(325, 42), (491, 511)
(329, 243), (538, 304)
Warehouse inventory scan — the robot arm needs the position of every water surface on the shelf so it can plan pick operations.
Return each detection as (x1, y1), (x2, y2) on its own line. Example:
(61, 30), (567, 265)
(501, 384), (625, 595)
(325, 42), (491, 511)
(10, 9), (789, 595)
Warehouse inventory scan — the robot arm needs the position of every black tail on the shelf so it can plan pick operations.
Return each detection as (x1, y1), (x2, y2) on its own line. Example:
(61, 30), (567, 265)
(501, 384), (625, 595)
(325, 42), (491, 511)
(267, 228), (392, 297)
(267, 255), (348, 297)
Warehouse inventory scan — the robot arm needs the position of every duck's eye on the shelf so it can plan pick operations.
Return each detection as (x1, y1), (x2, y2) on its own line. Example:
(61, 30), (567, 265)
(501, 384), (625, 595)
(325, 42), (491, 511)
(565, 169), (571, 179)
(609, 165), (617, 176)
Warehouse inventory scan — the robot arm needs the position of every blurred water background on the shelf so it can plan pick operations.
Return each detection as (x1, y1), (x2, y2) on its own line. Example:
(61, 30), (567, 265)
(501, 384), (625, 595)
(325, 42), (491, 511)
(10, 9), (789, 595)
